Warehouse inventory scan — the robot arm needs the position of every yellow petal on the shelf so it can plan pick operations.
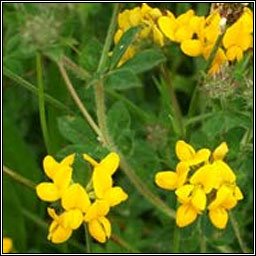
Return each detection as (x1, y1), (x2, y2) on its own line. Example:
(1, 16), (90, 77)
(61, 184), (91, 212)
(43, 155), (59, 180)
(208, 185), (232, 210)
(213, 142), (228, 161)
(181, 39), (203, 57)
(47, 207), (59, 220)
(209, 207), (228, 229)
(114, 29), (123, 44)
(88, 217), (111, 243)
(226, 46), (243, 61)
(174, 26), (193, 42)
(53, 166), (72, 194)
(175, 140), (195, 162)
(175, 184), (194, 204)
(93, 169), (113, 199)
(158, 16), (176, 41)
(48, 223), (72, 244)
(103, 187), (128, 207)
(234, 186), (244, 200)
(36, 182), (60, 202)
(64, 209), (83, 230)
(99, 216), (111, 239)
(176, 162), (190, 187)
(129, 7), (142, 26)
(153, 25), (164, 46)
(190, 164), (215, 193)
(3, 237), (13, 253)
(60, 154), (75, 166)
(176, 203), (198, 228)
(176, 9), (194, 25)
(155, 171), (178, 190)
(191, 187), (206, 211)
(83, 154), (99, 167)
(99, 152), (120, 176)
(213, 160), (236, 185)
(84, 200), (110, 222)
(118, 10), (131, 30)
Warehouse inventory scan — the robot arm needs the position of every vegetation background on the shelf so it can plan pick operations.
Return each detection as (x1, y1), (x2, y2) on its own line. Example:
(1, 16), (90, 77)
(3, 2), (253, 254)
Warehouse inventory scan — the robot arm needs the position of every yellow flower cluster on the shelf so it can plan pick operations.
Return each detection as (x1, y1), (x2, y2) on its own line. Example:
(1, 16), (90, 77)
(115, 4), (253, 74)
(114, 3), (164, 66)
(155, 140), (243, 229)
(3, 237), (13, 253)
(36, 152), (128, 244)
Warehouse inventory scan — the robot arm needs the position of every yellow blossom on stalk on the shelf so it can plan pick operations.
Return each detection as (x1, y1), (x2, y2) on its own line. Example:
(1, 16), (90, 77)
(175, 140), (211, 167)
(223, 7), (253, 61)
(155, 140), (243, 229)
(83, 152), (128, 243)
(36, 154), (74, 202)
(47, 183), (91, 244)
(3, 237), (13, 253)
(114, 3), (165, 66)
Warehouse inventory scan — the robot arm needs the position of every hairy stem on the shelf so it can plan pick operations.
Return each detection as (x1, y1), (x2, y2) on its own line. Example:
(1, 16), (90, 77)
(3, 165), (36, 190)
(58, 61), (102, 139)
(36, 53), (51, 153)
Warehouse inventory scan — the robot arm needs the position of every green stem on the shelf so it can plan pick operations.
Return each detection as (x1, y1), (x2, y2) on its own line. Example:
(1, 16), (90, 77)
(3, 165), (36, 190)
(111, 233), (141, 253)
(93, 4), (175, 219)
(185, 112), (215, 126)
(188, 33), (225, 118)
(84, 223), (91, 253)
(96, 3), (120, 74)
(172, 201), (179, 253)
(36, 53), (51, 153)
(199, 217), (206, 253)
(172, 224), (180, 253)
(95, 80), (112, 146)
(62, 55), (91, 80)
(230, 212), (249, 253)
(3, 66), (70, 112)
(160, 65), (185, 137)
(58, 61), (102, 139)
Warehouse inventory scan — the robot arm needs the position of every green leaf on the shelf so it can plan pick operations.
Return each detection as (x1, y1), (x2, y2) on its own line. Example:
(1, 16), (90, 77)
(79, 37), (102, 72)
(105, 68), (142, 90)
(57, 115), (97, 145)
(122, 48), (166, 74)
(3, 176), (27, 252)
(3, 110), (41, 208)
(110, 26), (140, 70)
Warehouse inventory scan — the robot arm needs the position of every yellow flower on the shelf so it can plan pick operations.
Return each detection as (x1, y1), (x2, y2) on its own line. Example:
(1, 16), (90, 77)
(223, 7), (253, 61)
(155, 162), (189, 190)
(208, 184), (243, 229)
(83, 152), (128, 243)
(175, 140), (211, 167)
(83, 153), (128, 208)
(175, 184), (206, 227)
(88, 216), (111, 243)
(3, 237), (12, 253)
(36, 154), (75, 202)
(61, 183), (91, 213)
(47, 208), (73, 244)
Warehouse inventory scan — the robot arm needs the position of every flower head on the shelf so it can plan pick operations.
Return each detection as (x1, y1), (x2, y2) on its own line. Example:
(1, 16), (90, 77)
(155, 140), (243, 229)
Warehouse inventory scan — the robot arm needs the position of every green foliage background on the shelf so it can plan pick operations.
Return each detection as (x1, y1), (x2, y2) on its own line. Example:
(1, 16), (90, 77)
(3, 3), (253, 254)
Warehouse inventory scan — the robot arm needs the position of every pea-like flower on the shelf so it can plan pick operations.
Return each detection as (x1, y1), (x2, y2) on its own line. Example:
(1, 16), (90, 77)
(36, 154), (75, 202)
(83, 152), (128, 243)
(155, 140), (243, 229)
(37, 152), (128, 244)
